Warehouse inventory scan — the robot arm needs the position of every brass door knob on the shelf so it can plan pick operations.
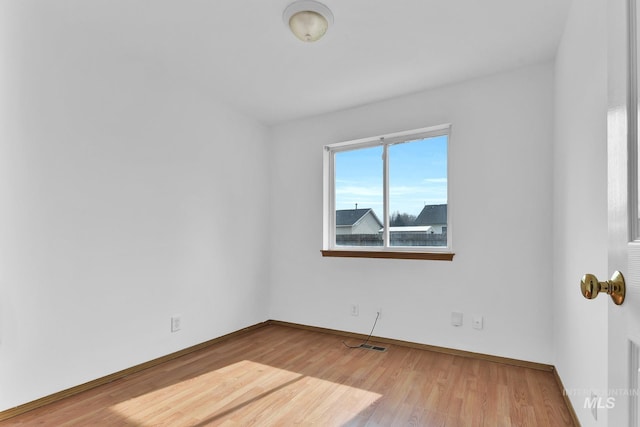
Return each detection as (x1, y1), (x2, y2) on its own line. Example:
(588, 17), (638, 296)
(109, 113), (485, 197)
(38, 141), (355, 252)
(580, 271), (626, 305)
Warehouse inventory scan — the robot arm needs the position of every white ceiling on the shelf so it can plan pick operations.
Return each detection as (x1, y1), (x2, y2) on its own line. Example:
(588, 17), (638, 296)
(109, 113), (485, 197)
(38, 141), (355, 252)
(25, 0), (572, 125)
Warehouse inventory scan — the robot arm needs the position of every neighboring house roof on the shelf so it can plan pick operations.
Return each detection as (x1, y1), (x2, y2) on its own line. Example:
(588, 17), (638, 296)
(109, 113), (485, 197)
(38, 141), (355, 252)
(336, 208), (383, 228)
(382, 226), (434, 233)
(415, 204), (447, 225)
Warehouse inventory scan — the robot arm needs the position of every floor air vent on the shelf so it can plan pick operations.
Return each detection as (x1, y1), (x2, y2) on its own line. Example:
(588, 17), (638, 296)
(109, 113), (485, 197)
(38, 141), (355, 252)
(359, 343), (387, 352)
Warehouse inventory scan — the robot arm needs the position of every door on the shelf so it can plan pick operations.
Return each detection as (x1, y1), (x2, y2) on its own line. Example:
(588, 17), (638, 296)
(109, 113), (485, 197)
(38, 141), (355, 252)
(608, 0), (640, 425)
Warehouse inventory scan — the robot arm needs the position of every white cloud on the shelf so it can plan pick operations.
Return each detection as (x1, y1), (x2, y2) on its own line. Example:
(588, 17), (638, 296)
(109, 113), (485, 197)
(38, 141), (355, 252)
(335, 185), (382, 197)
(390, 185), (446, 197)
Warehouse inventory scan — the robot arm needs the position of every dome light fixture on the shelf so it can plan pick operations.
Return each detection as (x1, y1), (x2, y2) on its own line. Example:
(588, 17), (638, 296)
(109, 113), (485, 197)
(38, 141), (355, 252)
(283, 0), (334, 42)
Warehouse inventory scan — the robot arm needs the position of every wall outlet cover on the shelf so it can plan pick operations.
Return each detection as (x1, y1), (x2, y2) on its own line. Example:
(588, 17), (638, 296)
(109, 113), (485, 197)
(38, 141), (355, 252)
(171, 315), (181, 332)
(350, 304), (359, 316)
(473, 316), (483, 330)
(451, 312), (463, 327)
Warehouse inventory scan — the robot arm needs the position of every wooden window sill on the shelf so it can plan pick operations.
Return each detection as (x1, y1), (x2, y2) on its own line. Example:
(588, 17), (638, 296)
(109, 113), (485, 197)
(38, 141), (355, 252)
(321, 250), (454, 261)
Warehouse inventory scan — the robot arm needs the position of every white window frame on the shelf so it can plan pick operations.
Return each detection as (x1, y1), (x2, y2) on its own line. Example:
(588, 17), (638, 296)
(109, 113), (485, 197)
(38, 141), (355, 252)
(322, 124), (453, 259)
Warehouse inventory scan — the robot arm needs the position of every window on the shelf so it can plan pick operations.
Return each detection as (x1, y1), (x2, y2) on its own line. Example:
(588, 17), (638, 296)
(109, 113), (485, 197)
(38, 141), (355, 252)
(322, 124), (453, 260)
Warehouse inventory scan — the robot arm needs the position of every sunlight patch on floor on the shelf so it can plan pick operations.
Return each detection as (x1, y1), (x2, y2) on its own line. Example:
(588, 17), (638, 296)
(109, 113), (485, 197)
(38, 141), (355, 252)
(109, 360), (381, 426)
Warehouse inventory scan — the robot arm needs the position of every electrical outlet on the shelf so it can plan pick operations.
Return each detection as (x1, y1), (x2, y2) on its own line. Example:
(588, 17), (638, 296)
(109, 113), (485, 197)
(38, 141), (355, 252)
(473, 316), (484, 330)
(350, 304), (359, 316)
(171, 315), (181, 332)
(451, 312), (463, 326)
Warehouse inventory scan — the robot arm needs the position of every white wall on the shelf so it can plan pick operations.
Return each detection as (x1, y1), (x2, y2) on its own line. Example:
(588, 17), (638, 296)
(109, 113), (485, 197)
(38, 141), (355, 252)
(0, 3), (270, 411)
(553, 0), (609, 425)
(269, 64), (555, 363)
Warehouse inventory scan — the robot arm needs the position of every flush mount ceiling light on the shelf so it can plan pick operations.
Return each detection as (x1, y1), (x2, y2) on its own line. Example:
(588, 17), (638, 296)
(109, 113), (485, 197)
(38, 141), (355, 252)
(283, 0), (334, 42)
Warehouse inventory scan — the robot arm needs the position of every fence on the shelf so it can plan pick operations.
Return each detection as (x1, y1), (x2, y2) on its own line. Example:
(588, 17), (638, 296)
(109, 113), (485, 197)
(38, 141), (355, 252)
(336, 233), (447, 247)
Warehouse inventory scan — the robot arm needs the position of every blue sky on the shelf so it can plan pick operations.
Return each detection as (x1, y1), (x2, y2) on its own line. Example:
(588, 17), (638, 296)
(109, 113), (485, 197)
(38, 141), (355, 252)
(335, 135), (447, 219)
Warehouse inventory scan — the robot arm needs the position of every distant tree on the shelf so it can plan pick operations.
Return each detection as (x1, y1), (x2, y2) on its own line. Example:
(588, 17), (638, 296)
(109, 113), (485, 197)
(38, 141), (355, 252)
(389, 211), (417, 227)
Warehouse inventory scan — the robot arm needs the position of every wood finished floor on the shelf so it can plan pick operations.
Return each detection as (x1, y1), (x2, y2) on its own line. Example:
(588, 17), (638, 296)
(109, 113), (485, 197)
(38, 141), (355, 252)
(1, 324), (575, 426)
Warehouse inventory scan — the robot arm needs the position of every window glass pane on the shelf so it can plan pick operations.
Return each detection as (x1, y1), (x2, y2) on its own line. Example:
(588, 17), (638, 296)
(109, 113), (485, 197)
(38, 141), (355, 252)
(334, 146), (383, 247)
(388, 135), (447, 247)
